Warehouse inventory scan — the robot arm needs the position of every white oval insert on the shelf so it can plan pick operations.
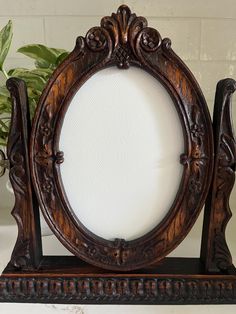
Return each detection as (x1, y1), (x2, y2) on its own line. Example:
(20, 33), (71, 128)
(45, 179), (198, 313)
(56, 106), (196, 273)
(59, 67), (184, 241)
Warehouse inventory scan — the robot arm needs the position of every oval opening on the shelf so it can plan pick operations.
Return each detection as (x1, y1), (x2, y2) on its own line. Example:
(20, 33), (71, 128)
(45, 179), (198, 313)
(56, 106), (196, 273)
(59, 67), (184, 241)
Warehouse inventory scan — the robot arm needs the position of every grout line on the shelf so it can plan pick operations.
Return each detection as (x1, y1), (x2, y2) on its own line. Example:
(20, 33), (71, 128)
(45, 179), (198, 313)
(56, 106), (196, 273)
(141, 16), (236, 21)
(0, 15), (235, 20)
(0, 15), (102, 21)
(42, 17), (47, 45)
(199, 19), (203, 61)
(182, 60), (236, 63)
(0, 15), (110, 18)
(6, 57), (236, 63)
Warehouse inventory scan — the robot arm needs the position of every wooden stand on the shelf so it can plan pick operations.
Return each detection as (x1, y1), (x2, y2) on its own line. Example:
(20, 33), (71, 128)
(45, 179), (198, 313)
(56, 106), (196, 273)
(0, 5), (236, 304)
(1, 257), (236, 304)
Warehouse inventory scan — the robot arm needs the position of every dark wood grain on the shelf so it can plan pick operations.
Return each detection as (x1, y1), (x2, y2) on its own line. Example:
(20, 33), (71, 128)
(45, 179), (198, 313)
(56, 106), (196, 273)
(201, 78), (236, 274)
(6, 78), (42, 270)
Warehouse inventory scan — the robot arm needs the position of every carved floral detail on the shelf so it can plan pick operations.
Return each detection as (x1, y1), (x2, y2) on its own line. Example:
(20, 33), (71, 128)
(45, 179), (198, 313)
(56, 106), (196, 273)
(180, 105), (208, 200)
(179, 104), (210, 212)
(35, 143), (52, 167)
(10, 240), (31, 269)
(40, 122), (51, 136)
(9, 148), (26, 195)
(35, 143), (64, 167)
(84, 5), (163, 68)
(101, 5), (140, 46)
(190, 107), (205, 145)
(42, 178), (53, 193)
(113, 239), (127, 265)
(86, 27), (107, 51)
(189, 179), (201, 193)
(213, 132), (236, 272)
(190, 123), (204, 143)
(140, 28), (161, 52)
(218, 134), (236, 169)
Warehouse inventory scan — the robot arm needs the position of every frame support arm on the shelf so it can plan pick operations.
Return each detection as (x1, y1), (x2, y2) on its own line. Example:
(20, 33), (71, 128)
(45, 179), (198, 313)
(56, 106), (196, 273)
(4, 77), (42, 271)
(201, 78), (236, 274)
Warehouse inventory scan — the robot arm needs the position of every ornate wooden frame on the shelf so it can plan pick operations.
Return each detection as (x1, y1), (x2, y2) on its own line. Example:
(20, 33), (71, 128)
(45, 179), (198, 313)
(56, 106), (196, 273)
(0, 5), (236, 304)
(30, 4), (213, 272)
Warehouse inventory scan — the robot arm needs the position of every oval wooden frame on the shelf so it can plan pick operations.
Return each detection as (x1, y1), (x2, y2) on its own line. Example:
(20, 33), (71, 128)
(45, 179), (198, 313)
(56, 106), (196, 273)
(30, 5), (214, 271)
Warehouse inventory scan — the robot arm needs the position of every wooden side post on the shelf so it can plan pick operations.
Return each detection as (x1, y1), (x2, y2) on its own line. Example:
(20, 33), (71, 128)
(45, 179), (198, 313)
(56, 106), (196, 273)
(201, 78), (236, 274)
(6, 78), (42, 270)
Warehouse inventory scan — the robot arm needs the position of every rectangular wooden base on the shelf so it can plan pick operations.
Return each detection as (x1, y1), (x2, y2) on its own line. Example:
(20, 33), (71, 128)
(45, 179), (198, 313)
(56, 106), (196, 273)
(1, 257), (236, 304)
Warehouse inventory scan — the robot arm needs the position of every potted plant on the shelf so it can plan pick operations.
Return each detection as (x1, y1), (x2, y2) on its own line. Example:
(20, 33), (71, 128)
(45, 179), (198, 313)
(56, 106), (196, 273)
(0, 20), (69, 235)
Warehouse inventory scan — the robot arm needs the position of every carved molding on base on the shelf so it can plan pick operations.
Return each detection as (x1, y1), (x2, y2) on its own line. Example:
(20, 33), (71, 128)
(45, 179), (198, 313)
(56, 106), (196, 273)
(1, 275), (236, 304)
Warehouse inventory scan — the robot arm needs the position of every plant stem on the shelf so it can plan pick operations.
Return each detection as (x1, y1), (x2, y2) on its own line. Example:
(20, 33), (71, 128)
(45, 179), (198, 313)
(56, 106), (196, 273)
(0, 119), (9, 131)
(1, 67), (9, 80)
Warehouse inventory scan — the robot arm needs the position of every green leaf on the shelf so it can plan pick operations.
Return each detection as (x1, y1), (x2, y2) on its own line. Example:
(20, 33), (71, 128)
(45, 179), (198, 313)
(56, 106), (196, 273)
(1, 40), (69, 146)
(34, 59), (52, 69)
(9, 70), (47, 91)
(17, 44), (69, 68)
(8, 67), (31, 77)
(0, 85), (10, 97)
(0, 20), (13, 70)
(27, 86), (41, 98)
(28, 98), (37, 118)
(0, 119), (9, 131)
(0, 117), (11, 120)
(30, 68), (53, 78)
(0, 94), (12, 107)
(0, 141), (7, 147)
(0, 94), (11, 114)
(56, 51), (70, 66)
(8, 67), (28, 76)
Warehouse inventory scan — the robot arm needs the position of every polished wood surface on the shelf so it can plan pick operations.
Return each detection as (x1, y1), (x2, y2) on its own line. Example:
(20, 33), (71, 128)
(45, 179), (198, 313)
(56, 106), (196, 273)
(201, 78), (236, 274)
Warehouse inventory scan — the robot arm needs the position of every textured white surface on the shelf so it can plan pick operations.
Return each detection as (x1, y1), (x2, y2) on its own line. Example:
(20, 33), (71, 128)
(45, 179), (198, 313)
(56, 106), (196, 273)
(201, 19), (236, 61)
(60, 68), (184, 240)
(0, 303), (236, 314)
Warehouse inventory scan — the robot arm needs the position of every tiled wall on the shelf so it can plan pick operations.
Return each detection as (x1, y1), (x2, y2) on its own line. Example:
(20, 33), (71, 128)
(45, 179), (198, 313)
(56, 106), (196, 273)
(0, 0), (236, 114)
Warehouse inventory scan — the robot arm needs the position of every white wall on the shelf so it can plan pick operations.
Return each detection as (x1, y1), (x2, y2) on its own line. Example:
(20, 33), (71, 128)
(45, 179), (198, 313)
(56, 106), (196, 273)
(0, 0), (235, 110)
(0, 0), (236, 313)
